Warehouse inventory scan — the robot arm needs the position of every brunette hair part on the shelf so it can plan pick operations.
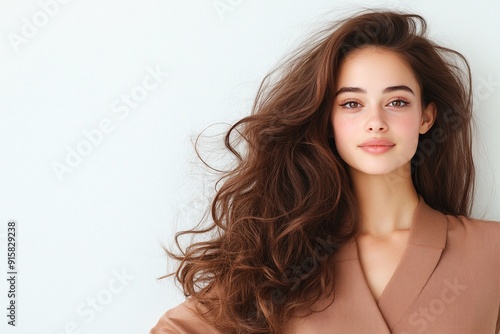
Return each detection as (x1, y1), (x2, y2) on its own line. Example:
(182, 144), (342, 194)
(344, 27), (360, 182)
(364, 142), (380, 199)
(161, 8), (475, 334)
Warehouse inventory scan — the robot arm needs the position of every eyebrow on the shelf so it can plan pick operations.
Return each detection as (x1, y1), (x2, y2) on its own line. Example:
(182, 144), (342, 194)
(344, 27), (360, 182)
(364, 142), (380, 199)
(334, 85), (415, 97)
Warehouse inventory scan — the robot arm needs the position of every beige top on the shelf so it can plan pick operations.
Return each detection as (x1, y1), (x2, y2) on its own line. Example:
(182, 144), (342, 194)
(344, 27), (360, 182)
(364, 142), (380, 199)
(150, 197), (500, 333)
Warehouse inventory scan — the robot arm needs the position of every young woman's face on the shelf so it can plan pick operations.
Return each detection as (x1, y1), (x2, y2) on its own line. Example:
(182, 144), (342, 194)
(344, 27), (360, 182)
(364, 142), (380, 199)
(331, 46), (435, 176)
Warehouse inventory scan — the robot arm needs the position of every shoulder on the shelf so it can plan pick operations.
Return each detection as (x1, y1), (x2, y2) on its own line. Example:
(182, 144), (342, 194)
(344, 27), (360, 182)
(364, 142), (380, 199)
(446, 213), (500, 239)
(444, 213), (500, 262)
(150, 298), (222, 334)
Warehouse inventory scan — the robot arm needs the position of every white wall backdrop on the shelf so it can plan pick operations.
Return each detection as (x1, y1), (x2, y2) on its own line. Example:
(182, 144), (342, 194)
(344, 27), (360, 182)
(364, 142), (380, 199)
(0, 0), (498, 333)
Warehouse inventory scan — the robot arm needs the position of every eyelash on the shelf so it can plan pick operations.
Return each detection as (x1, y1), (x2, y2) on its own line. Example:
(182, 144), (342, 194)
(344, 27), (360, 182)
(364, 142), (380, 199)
(339, 99), (410, 110)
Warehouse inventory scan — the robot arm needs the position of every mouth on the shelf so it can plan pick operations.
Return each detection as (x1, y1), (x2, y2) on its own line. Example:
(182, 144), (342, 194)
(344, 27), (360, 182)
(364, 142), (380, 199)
(359, 139), (395, 153)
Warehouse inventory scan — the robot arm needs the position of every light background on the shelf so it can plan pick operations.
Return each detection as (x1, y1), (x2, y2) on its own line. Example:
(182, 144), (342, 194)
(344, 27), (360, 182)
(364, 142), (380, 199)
(0, 0), (498, 333)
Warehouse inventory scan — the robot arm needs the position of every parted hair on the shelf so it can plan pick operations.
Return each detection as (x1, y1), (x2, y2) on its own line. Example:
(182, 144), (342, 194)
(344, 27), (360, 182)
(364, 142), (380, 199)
(162, 8), (475, 334)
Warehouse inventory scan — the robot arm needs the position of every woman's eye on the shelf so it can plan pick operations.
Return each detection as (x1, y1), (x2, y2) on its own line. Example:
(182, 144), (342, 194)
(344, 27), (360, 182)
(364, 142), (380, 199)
(388, 99), (409, 108)
(340, 101), (361, 109)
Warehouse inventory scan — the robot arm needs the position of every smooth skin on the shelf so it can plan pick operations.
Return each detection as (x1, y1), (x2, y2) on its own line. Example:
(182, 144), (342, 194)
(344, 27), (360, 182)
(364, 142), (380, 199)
(331, 46), (437, 301)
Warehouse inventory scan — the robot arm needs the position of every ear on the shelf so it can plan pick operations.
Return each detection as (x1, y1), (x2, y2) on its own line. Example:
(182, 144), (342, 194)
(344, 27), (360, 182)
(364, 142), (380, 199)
(419, 102), (437, 134)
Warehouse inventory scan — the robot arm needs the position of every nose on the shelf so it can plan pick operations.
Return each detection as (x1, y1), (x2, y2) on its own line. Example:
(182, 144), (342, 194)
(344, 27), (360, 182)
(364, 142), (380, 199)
(366, 107), (388, 132)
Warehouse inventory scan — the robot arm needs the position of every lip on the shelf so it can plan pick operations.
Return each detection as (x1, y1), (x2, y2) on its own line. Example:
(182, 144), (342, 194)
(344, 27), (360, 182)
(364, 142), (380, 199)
(359, 138), (395, 154)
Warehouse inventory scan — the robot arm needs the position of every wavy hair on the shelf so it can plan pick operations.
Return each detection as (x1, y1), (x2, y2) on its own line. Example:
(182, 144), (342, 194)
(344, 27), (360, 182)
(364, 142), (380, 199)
(162, 8), (475, 334)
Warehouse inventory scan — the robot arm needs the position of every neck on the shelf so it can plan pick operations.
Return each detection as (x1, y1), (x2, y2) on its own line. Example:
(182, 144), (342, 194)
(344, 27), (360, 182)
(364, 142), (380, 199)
(350, 164), (419, 237)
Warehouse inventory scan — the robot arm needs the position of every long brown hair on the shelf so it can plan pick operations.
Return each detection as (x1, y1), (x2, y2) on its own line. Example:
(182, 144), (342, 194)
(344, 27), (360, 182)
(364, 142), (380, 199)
(162, 8), (475, 333)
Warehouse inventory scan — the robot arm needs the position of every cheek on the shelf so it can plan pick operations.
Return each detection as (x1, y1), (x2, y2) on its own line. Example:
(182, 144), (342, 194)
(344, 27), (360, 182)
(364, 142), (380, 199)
(331, 114), (357, 161)
(394, 115), (422, 152)
(331, 114), (355, 144)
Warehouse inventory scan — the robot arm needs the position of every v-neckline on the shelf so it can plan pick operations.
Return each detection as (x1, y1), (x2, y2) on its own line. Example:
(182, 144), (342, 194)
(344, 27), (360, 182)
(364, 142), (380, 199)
(334, 195), (448, 329)
(354, 229), (411, 304)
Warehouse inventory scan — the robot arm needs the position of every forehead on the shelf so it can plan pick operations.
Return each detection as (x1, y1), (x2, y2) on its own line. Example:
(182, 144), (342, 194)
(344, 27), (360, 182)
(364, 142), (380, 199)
(335, 46), (421, 95)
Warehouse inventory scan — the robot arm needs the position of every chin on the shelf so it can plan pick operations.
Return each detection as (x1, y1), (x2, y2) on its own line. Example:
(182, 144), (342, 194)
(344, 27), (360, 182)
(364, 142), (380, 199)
(350, 164), (411, 178)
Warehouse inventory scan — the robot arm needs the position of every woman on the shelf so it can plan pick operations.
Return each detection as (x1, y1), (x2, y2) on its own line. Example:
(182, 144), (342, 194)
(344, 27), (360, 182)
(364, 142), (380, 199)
(151, 9), (500, 333)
